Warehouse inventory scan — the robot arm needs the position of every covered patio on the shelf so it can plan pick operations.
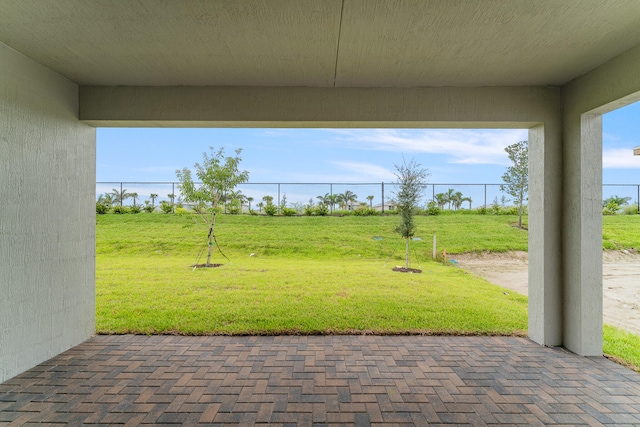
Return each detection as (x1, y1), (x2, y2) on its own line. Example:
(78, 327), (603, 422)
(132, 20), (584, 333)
(2, 2), (640, 423)
(2, 335), (640, 425)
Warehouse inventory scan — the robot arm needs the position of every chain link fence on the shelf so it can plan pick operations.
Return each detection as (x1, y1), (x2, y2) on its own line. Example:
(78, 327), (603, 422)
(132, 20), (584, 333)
(97, 182), (640, 213)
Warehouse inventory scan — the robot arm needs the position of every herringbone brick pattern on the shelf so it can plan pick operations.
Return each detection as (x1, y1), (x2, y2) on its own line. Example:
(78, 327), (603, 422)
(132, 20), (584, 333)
(1, 335), (640, 426)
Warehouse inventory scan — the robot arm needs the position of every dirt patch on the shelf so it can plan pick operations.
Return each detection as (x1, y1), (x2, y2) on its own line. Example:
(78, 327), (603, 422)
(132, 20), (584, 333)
(192, 263), (223, 269)
(452, 250), (640, 336)
(392, 267), (423, 273)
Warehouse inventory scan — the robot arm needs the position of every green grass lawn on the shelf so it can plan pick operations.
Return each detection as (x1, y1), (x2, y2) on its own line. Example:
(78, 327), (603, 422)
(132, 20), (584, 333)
(97, 212), (640, 370)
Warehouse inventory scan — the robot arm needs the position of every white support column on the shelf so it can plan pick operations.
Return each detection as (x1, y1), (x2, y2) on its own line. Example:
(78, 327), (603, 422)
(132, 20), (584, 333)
(528, 123), (564, 347)
(561, 113), (603, 356)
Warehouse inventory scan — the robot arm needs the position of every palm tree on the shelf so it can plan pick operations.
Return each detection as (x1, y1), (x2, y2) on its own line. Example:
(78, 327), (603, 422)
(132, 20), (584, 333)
(366, 195), (374, 208)
(451, 191), (463, 210)
(130, 192), (138, 207)
(111, 188), (130, 206)
(328, 194), (339, 212)
(340, 190), (358, 210)
(462, 196), (472, 209)
(97, 193), (114, 207)
(149, 193), (158, 206)
(434, 193), (448, 209)
(262, 195), (274, 206)
(317, 192), (341, 212)
(316, 193), (331, 206)
(257, 202), (264, 212)
(445, 188), (456, 210)
(247, 196), (254, 211)
(228, 189), (246, 213)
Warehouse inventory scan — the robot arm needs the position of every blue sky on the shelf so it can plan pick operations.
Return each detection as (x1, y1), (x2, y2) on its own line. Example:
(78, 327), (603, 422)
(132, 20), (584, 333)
(97, 101), (640, 205)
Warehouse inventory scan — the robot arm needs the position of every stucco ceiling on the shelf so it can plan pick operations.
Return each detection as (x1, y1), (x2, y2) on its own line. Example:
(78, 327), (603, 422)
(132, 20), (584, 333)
(1, 0), (640, 87)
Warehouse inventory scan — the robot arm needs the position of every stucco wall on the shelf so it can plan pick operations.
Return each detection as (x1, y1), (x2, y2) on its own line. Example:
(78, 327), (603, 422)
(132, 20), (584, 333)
(558, 43), (640, 356)
(0, 43), (96, 383)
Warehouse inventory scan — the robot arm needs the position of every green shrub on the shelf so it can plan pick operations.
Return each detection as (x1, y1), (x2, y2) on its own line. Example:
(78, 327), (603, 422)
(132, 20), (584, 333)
(353, 207), (379, 216)
(502, 206), (519, 216)
(476, 206), (487, 215)
(281, 207), (298, 216)
(160, 201), (173, 214)
(264, 204), (278, 216)
(143, 204), (155, 213)
(303, 205), (315, 216)
(603, 201), (621, 216)
(425, 201), (440, 216)
(129, 205), (142, 214)
(96, 203), (109, 215)
(622, 204), (639, 215)
(111, 205), (128, 214)
(228, 205), (242, 215)
(249, 209), (258, 216)
(315, 204), (329, 216)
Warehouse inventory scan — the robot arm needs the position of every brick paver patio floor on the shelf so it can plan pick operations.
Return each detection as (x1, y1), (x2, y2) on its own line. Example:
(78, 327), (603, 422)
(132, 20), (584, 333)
(2, 335), (640, 426)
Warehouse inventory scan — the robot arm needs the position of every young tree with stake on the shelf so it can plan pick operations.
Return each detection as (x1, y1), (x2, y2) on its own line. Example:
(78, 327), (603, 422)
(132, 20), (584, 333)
(500, 140), (528, 229)
(394, 158), (429, 269)
(176, 147), (249, 267)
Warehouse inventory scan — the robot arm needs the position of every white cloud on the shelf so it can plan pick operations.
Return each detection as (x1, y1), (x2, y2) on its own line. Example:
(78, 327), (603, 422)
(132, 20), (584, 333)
(326, 129), (528, 165)
(603, 148), (640, 169)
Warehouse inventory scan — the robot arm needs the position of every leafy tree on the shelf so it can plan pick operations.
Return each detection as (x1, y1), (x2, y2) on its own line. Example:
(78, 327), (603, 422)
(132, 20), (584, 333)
(393, 158), (429, 269)
(176, 147), (249, 266)
(149, 193), (158, 206)
(366, 195), (374, 208)
(500, 140), (528, 228)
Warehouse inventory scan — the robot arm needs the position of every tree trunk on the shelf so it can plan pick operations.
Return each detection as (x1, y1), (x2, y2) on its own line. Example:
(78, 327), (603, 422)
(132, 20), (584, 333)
(405, 237), (410, 268)
(206, 212), (216, 265)
(518, 194), (523, 228)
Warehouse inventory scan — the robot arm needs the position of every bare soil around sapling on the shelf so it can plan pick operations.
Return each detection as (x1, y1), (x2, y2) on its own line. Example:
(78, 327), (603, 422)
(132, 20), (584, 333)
(192, 263), (223, 269)
(392, 267), (422, 273)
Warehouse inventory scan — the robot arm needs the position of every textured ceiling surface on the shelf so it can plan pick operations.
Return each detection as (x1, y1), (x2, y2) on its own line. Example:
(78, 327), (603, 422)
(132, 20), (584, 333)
(1, 0), (640, 87)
